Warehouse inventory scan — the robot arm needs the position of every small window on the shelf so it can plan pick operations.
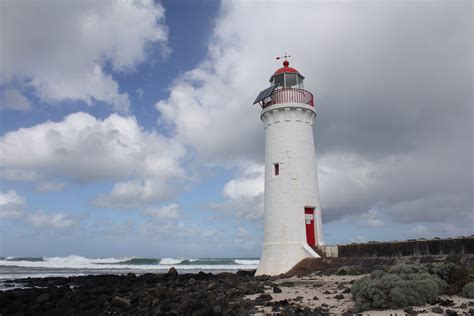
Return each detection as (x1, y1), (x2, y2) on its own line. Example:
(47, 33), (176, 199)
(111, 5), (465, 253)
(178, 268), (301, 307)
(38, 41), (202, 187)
(274, 163), (279, 176)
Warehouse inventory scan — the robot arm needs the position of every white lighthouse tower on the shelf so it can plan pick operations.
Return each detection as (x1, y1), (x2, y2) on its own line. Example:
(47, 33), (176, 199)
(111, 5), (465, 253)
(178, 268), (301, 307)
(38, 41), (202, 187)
(254, 57), (324, 276)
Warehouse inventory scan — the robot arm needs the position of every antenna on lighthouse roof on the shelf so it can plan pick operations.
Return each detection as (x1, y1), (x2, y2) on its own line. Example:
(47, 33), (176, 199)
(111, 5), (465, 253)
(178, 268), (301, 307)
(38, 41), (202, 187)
(276, 53), (291, 61)
(276, 53), (291, 66)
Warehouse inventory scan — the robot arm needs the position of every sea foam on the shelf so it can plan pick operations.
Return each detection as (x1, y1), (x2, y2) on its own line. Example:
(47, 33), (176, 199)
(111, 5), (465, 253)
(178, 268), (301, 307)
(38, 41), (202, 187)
(0, 255), (259, 271)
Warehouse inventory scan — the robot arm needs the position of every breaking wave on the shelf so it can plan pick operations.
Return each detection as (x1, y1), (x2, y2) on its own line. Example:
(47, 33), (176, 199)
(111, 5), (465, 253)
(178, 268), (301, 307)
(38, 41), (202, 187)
(0, 255), (259, 271)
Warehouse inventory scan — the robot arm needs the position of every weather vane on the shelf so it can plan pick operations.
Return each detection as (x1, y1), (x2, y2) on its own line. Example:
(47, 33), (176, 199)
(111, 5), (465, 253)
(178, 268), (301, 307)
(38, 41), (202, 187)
(276, 53), (291, 61)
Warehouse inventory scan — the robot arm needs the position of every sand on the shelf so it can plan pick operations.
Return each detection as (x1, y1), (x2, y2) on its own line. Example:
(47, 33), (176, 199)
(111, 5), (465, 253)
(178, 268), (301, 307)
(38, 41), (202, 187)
(247, 274), (474, 315)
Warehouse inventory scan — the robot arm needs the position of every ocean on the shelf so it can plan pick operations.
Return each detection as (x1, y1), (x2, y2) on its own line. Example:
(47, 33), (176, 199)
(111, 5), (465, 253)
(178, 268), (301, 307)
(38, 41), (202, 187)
(0, 255), (259, 289)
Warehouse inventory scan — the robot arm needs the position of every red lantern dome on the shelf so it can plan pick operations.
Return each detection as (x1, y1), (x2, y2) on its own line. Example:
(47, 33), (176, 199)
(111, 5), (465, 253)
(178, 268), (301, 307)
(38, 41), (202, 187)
(272, 60), (302, 77)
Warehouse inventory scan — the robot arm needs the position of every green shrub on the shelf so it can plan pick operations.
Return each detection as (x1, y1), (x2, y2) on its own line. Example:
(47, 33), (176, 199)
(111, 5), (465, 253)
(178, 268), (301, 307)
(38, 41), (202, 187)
(434, 263), (468, 294)
(388, 263), (429, 275)
(462, 282), (474, 298)
(336, 268), (347, 276)
(351, 265), (447, 311)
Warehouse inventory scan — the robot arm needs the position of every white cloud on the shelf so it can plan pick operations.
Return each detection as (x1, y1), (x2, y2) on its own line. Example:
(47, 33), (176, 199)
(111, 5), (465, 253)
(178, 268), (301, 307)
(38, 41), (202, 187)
(26, 211), (75, 229)
(0, 169), (42, 181)
(223, 165), (264, 201)
(136, 88), (144, 98)
(0, 190), (77, 229)
(0, 190), (26, 219)
(361, 209), (384, 227)
(144, 203), (181, 219)
(0, 112), (186, 207)
(213, 164), (264, 220)
(0, 89), (32, 111)
(35, 182), (66, 192)
(1, 0), (169, 112)
(140, 221), (199, 240)
(410, 225), (430, 236)
(157, 2), (471, 231)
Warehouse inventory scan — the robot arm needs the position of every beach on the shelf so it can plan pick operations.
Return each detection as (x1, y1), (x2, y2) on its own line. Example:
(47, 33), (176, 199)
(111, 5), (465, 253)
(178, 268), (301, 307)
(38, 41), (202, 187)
(2, 267), (474, 315)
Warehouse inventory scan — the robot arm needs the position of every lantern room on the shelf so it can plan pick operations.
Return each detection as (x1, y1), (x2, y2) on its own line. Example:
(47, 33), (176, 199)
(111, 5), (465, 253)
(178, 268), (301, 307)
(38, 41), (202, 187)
(270, 60), (305, 89)
(254, 59), (313, 108)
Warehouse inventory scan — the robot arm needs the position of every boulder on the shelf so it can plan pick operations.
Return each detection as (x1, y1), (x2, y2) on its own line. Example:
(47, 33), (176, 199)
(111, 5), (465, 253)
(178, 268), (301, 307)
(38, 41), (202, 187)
(431, 306), (444, 314)
(167, 267), (178, 277)
(35, 293), (50, 304)
(111, 296), (130, 307)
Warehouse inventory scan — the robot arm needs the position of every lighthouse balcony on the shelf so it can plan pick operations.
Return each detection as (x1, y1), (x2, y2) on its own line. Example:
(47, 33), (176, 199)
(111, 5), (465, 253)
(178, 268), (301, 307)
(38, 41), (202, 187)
(262, 88), (314, 109)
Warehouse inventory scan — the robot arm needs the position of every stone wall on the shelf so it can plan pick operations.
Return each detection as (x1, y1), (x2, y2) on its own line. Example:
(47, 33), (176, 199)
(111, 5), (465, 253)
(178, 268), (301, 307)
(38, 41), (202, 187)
(319, 237), (474, 258)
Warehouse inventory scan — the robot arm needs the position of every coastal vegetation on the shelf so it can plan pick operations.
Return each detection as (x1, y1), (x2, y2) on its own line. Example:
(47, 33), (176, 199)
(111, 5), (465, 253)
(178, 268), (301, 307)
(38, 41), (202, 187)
(463, 282), (474, 298)
(351, 263), (470, 310)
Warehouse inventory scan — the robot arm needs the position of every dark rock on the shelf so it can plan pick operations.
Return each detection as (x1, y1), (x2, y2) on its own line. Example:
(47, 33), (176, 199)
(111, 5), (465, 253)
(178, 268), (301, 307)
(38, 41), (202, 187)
(445, 309), (458, 316)
(294, 296), (304, 301)
(273, 286), (282, 293)
(167, 267), (178, 277)
(188, 277), (196, 286)
(273, 299), (289, 307)
(468, 308), (474, 314)
(348, 307), (360, 313)
(215, 294), (227, 307)
(342, 287), (351, 294)
(207, 282), (218, 291)
(151, 298), (160, 307)
(404, 306), (414, 313)
(439, 298), (455, 307)
(236, 270), (255, 277)
(334, 294), (344, 300)
(255, 293), (272, 304)
(111, 296), (130, 307)
(431, 306), (444, 314)
(313, 296), (319, 300)
(323, 290), (331, 294)
(213, 305), (222, 314)
(284, 306), (296, 316)
(320, 303), (328, 308)
(35, 293), (50, 304)
(281, 281), (295, 287)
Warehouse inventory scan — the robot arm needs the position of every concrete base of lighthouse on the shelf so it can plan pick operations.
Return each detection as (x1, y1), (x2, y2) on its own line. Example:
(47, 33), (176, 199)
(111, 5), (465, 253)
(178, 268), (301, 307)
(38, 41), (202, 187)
(256, 242), (319, 276)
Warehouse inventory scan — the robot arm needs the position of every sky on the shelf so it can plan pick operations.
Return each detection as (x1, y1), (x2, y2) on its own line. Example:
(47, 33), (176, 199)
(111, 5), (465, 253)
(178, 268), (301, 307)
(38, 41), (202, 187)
(0, 0), (472, 258)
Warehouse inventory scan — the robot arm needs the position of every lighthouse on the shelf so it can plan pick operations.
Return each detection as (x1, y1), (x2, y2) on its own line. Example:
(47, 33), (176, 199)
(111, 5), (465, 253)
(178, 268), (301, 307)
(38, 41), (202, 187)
(254, 57), (324, 276)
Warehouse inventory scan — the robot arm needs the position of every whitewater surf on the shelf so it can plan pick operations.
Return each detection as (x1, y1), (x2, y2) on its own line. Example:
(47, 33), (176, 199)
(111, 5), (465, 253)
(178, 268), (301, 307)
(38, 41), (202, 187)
(0, 255), (259, 282)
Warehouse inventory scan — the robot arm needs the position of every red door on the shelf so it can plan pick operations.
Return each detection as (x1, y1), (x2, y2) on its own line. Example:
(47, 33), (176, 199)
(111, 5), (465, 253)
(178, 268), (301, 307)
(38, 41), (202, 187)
(305, 207), (316, 247)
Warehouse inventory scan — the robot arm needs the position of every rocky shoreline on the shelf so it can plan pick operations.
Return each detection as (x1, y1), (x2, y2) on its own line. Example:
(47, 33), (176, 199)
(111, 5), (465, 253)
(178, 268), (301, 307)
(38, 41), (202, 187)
(1, 269), (266, 315)
(1, 267), (474, 315)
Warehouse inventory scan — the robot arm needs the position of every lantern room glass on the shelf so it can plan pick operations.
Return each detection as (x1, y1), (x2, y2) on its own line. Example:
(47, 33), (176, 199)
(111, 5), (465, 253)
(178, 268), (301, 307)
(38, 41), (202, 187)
(272, 73), (304, 89)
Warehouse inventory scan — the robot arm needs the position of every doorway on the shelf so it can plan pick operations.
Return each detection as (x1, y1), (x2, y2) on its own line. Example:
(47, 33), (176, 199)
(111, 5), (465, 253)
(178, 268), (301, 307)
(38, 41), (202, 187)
(305, 207), (316, 247)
